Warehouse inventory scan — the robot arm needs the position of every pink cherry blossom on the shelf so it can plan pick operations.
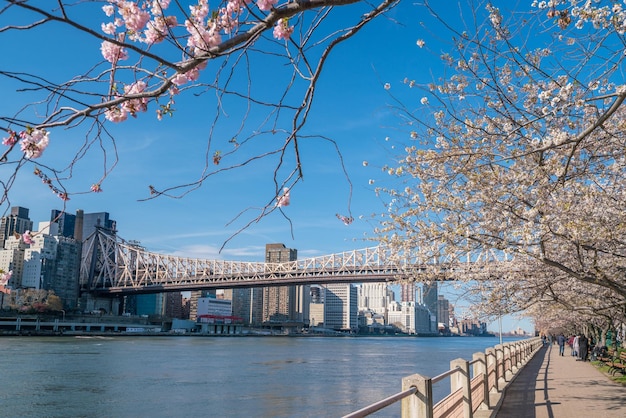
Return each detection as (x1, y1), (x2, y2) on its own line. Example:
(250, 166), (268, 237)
(91, 183), (103, 193)
(276, 188), (290, 207)
(144, 15), (178, 44)
(185, 21), (222, 56)
(20, 128), (49, 159)
(105, 106), (129, 123)
(101, 22), (117, 35)
(22, 231), (34, 245)
(101, 40), (128, 63)
(102, 5), (115, 17)
(171, 68), (200, 86)
(150, 0), (172, 13)
(257, 0), (278, 11)
(2, 130), (18, 146)
(273, 18), (294, 41)
(336, 214), (353, 225)
(121, 81), (149, 116)
(115, 1), (151, 33)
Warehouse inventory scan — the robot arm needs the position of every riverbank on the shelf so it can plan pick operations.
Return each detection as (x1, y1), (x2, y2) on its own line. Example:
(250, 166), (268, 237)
(0, 315), (521, 339)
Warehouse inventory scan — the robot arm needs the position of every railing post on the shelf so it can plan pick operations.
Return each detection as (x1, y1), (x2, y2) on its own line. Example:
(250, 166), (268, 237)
(450, 359), (473, 418)
(472, 352), (490, 410)
(509, 342), (519, 374)
(486, 347), (497, 393)
(495, 344), (504, 389)
(401, 374), (433, 418)
(503, 344), (513, 381)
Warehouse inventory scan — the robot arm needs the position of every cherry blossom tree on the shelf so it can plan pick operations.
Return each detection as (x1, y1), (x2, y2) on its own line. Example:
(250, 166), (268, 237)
(373, 1), (626, 323)
(0, 0), (398, 236)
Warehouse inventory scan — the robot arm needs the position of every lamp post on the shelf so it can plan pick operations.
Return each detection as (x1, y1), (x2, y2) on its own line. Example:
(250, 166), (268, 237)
(61, 309), (65, 322)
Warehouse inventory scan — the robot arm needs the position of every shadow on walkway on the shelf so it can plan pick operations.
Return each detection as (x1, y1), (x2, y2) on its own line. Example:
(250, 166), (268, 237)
(495, 344), (626, 418)
(495, 344), (549, 418)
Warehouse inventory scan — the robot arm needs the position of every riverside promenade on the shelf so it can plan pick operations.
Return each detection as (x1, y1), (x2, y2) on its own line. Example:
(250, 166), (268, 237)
(494, 342), (626, 417)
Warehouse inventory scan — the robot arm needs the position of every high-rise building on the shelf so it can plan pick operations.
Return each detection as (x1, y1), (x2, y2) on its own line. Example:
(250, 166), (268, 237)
(231, 288), (252, 324)
(0, 206), (33, 248)
(423, 282), (438, 323)
(323, 283), (358, 332)
(164, 292), (184, 319)
(437, 295), (450, 328)
(22, 223), (59, 289)
(400, 282), (415, 302)
(135, 293), (165, 316)
(260, 243), (301, 324)
(50, 210), (76, 238)
(81, 211), (116, 239)
(358, 283), (390, 322)
(46, 235), (81, 309)
(0, 235), (27, 288)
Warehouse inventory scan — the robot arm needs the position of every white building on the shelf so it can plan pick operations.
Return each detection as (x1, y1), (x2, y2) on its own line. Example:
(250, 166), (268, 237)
(323, 284), (358, 332)
(388, 301), (434, 334)
(358, 283), (393, 323)
(197, 295), (232, 318)
(0, 236), (27, 288)
(22, 223), (59, 289)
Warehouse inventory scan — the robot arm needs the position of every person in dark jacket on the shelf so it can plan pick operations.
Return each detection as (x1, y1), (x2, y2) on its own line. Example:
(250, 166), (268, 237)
(557, 334), (566, 356)
(578, 334), (589, 361)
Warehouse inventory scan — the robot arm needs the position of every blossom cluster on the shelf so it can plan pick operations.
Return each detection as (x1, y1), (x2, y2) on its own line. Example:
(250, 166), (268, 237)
(100, 0), (294, 123)
(2, 128), (50, 159)
(22, 231), (34, 245)
(276, 187), (290, 207)
(336, 214), (353, 225)
(33, 168), (69, 201)
(532, 0), (626, 34)
(105, 80), (149, 123)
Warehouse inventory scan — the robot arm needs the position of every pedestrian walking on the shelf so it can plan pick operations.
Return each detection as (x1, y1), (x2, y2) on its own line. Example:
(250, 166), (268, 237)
(557, 333), (566, 356)
(578, 334), (589, 361)
(572, 334), (580, 357)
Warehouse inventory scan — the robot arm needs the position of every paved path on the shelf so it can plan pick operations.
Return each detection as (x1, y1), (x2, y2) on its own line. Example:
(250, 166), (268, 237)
(495, 343), (626, 417)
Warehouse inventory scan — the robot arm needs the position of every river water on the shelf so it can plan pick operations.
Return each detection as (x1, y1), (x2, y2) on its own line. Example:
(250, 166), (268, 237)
(0, 335), (523, 417)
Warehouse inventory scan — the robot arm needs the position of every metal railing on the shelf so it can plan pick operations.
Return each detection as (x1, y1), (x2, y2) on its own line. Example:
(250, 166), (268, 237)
(343, 337), (543, 418)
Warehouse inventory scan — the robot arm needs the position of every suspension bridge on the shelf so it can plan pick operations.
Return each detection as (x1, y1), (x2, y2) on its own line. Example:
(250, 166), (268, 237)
(80, 228), (514, 296)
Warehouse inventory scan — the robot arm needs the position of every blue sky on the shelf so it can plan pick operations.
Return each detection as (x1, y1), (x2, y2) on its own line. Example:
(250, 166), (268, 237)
(0, 1), (533, 333)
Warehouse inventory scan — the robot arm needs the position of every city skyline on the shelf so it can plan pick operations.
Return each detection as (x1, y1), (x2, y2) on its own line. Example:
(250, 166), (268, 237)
(2, 204), (533, 334)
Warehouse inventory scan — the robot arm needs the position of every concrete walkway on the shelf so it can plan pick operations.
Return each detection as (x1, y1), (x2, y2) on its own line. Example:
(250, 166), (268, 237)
(495, 343), (626, 417)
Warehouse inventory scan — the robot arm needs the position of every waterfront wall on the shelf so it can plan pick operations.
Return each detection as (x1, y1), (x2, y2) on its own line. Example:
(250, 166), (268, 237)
(0, 316), (243, 335)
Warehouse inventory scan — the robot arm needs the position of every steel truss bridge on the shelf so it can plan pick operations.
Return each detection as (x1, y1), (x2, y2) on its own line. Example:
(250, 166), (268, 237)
(80, 229), (513, 296)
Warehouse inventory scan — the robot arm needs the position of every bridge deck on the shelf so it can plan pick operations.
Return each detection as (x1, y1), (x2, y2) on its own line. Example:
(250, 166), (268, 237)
(81, 229), (513, 294)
